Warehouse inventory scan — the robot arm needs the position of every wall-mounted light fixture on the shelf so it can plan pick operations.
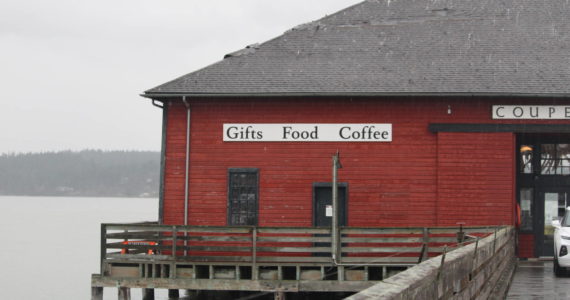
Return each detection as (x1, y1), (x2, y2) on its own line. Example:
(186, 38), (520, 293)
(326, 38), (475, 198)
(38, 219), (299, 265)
(447, 105), (452, 115)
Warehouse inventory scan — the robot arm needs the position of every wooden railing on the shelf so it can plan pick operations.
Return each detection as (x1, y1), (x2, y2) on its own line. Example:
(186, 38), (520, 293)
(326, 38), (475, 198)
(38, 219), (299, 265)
(101, 223), (495, 272)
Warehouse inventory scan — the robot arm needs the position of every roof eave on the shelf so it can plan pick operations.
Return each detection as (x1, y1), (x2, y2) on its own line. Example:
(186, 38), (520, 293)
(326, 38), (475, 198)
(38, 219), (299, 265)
(141, 92), (570, 100)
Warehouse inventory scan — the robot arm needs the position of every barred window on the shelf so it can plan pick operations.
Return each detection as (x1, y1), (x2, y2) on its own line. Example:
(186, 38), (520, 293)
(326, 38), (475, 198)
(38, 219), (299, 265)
(228, 168), (258, 226)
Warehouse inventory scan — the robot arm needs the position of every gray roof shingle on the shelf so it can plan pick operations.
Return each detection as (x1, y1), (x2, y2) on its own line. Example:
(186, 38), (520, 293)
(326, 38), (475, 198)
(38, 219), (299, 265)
(144, 0), (570, 97)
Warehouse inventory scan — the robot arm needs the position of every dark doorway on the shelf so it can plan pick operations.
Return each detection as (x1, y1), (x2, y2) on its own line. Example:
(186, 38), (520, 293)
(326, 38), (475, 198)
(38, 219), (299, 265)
(518, 135), (570, 257)
(313, 183), (348, 227)
(313, 183), (347, 258)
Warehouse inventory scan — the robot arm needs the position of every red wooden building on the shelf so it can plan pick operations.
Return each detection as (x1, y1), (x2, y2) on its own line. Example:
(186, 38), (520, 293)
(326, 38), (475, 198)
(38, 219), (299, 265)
(143, 0), (570, 259)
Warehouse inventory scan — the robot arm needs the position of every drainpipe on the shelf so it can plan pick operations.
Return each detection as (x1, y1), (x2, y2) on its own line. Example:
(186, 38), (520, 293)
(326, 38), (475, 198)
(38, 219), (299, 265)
(151, 99), (167, 224)
(182, 97), (191, 256)
(182, 96), (191, 227)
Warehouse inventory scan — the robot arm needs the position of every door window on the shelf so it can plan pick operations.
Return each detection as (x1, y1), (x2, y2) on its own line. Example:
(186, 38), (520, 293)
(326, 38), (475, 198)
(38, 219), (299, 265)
(520, 188), (533, 231)
(541, 144), (570, 175)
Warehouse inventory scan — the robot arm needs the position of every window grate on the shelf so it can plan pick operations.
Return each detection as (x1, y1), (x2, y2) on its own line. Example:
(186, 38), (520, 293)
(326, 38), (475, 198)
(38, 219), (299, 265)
(228, 169), (258, 225)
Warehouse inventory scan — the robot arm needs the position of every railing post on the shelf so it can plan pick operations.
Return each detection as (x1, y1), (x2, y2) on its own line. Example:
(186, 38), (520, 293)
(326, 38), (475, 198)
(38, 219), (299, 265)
(172, 226), (178, 258)
(493, 227), (498, 253)
(436, 246), (447, 284)
(422, 227), (430, 262)
(337, 227), (342, 264)
(100, 224), (106, 275)
(184, 225), (188, 256)
(470, 237), (480, 280)
(252, 227), (258, 280)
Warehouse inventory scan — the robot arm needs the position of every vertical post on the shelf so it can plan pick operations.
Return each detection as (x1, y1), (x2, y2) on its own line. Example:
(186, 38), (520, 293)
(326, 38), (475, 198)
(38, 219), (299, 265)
(118, 287), (131, 300)
(275, 291), (286, 300)
(182, 97), (191, 256)
(100, 224), (106, 275)
(172, 226), (178, 258)
(422, 227), (430, 261)
(331, 151), (342, 262)
(470, 237), (480, 280)
(436, 246), (447, 284)
(252, 227), (258, 280)
(168, 289), (180, 299)
(142, 288), (155, 300)
(493, 227), (498, 253)
(91, 287), (103, 300)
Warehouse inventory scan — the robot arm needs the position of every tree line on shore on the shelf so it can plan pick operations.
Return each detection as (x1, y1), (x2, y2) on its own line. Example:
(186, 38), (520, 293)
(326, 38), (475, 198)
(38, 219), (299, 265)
(0, 150), (160, 198)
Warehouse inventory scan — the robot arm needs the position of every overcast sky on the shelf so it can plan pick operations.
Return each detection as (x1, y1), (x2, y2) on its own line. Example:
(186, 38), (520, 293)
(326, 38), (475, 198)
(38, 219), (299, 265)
(0, 0), (358, 154)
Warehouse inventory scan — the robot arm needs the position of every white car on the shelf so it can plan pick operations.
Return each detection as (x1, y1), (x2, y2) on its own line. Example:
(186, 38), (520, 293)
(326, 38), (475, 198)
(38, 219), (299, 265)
(552, 207), (570, 276)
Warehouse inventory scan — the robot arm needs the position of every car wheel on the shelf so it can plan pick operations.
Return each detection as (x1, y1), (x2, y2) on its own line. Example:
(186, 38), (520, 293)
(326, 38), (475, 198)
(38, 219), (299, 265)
(554, 257), (564, 277)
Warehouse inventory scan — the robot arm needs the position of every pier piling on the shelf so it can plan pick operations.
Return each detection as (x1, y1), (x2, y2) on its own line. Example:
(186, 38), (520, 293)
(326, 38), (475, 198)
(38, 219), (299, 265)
(118, 287), (131, 300)
(143, 288), (155, 300)
(91, 287), (103, 300)
(168, 289), (179, 298)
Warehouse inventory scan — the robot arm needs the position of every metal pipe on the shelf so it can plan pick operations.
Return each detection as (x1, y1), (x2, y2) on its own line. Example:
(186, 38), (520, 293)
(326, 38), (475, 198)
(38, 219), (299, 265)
(332, 152), (340, 263)
(182, 97), (191, 227)
(151, 99), (164, 108)
(182, 97), (191, 256)
(151, 100), (167, 224)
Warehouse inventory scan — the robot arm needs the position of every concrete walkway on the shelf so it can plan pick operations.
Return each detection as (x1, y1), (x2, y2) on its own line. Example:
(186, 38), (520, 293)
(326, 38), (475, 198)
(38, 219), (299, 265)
(507, 261), (570, 299)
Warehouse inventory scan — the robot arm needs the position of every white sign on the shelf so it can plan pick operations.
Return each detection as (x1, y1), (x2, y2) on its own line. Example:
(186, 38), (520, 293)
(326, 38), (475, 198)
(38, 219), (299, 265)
(325, 205), (333, 217)
(223, 124), (392, 142)
(492, 105), (570, 119)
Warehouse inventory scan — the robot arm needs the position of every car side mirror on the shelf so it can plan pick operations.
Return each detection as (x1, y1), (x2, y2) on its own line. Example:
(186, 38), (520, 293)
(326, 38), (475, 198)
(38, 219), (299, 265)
(552, 220), (561, 228)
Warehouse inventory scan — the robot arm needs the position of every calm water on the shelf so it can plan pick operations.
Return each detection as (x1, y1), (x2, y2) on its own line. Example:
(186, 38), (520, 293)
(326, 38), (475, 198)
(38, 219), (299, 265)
(0, 196), (174, 300)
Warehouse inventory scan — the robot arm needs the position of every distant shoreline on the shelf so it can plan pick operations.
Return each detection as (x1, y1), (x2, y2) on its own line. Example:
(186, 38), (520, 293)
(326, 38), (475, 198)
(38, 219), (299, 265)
(0, 150), (159, 198)
(0, 194), (158, 199)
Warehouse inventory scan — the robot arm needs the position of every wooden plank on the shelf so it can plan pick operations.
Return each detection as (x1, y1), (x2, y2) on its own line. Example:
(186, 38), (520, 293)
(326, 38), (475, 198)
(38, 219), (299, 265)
(106, 253), (173, 261)
(255, 247), (331, 253)
(105, 224), (252, 234)
(184, 246), (252, 252)
(106, 231), (170, 239)
(340, 237), (423, 243)
(427, 237), (459, 243)
(185, 236), (252, 242)
(92, 275), (376, 292)
(428, 227), (496, 234)
(257, 236), (331, 243)
(105, 243), (170, 251)
(340, 257), (419, 263)
(255, 256), (331, 263)
(342, 247), (422, 253)
(257, 228), (330, 234)
(341, 228), (424, 234)
(183, 256), (253, 263)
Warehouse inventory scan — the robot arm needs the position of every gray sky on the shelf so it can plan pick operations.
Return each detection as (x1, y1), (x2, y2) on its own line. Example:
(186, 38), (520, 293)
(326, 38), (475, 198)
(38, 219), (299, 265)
(0, 0), (357, 154)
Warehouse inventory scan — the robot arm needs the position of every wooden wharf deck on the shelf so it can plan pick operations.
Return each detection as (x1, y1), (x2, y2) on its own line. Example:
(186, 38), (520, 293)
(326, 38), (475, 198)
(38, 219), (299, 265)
(91, 223), (496, 299)
(507, 260), (570, 299)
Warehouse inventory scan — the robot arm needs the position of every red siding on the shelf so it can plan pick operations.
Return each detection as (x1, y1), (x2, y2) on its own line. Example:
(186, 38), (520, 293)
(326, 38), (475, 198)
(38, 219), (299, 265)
(177, 98), (444, 227)
(161, 97), (570, 235)
(163, 102), (188, 225)
(518, 234), (534, 258)
(436, 132), (515, 226)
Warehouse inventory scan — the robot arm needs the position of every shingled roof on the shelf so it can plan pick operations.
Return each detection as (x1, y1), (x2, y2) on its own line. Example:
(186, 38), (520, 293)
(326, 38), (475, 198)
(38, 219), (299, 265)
(144, 0), (570, 98)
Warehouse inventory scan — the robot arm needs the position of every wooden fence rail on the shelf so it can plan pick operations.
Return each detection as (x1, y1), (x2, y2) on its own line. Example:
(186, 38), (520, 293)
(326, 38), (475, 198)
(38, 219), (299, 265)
(100, 223), (495, 272)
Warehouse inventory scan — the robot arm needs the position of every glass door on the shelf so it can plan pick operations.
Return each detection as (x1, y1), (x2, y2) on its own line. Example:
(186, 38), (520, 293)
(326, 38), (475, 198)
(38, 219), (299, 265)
(538, 190), (569, 257)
